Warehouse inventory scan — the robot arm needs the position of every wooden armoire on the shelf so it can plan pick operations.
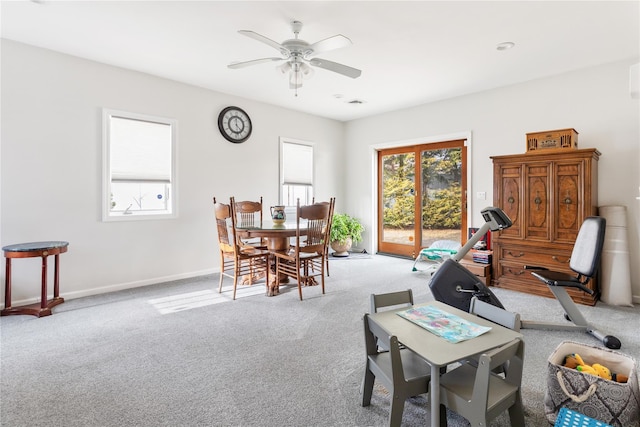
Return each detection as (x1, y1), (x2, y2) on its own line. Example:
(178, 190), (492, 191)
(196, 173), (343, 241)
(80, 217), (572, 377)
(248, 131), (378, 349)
(491, 148), (600, 305)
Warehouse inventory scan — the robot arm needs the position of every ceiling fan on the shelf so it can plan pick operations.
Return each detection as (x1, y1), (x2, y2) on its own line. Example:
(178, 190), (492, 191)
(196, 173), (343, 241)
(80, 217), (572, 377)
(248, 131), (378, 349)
(228, 21), (362, 95)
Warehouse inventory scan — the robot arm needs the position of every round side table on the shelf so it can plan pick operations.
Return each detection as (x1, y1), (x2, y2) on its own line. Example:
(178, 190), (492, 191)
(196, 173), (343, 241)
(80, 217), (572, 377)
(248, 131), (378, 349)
(1, 241), (69, 317)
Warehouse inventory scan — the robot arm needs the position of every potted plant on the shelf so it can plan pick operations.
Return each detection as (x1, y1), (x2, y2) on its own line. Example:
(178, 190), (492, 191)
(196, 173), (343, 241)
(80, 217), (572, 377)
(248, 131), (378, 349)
(330, 213), (364, 257)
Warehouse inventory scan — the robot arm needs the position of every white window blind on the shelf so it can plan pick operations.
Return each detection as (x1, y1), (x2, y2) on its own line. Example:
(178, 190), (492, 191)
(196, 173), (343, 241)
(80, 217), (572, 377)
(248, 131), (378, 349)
(110, 116), (172, 182)
(282, 142), (313, 185)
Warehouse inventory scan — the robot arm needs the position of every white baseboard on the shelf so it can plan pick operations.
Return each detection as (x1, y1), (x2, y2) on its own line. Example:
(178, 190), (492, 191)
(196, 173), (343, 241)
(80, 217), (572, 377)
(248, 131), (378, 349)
(3, 268), (218, 308)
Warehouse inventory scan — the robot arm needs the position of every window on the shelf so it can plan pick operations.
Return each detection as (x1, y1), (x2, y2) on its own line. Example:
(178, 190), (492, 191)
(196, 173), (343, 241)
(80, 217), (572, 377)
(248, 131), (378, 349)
(280, 138), (313, 206)
(103, 109), (177, 221)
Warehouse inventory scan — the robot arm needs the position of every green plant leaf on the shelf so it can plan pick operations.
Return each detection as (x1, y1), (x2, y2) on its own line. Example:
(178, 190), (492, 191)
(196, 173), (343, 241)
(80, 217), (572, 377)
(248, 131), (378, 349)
(330, 213), (364, 244)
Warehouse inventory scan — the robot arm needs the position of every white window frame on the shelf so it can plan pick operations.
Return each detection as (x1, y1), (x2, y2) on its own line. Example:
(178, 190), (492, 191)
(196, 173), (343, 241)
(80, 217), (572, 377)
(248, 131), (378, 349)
(102, 109), (177, 221)
(279, 137), (314, 207)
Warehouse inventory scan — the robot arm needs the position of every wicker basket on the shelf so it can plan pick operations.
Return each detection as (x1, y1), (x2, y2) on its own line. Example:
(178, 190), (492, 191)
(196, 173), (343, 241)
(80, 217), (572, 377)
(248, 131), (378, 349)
(544, 341), (639, 426)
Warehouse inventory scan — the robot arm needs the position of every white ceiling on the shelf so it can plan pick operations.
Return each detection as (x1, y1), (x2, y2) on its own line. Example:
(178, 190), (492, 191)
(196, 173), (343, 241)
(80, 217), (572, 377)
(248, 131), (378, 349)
(2, 1), (639, 122)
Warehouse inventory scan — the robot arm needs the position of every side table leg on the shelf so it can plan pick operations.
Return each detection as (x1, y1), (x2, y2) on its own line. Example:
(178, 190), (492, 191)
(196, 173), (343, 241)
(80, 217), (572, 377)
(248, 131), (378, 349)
(53, 254), (60, 298)
(4, 258), (11, 309)
(41, 254), (48, 310)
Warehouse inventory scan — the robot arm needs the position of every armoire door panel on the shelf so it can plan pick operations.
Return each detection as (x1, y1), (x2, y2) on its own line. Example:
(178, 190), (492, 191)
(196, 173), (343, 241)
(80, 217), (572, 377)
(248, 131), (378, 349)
(555, 162), (582, 242)
(526, 165), (550, 240)
(497, 165), (522, 238)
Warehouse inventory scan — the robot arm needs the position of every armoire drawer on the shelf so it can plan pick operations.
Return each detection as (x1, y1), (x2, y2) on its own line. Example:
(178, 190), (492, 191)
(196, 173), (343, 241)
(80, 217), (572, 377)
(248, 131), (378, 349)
(496, 261), (540, 285)
(494, 259), (598, 306)
(498, 245), (572, 268)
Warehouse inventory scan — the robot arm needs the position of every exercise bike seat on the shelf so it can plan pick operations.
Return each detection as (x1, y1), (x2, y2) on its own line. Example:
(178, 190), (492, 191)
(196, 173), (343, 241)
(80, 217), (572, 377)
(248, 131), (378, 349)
(527, 216), (604, 296)
(529, 269), (595, 295)
(525, 217), (621, 350)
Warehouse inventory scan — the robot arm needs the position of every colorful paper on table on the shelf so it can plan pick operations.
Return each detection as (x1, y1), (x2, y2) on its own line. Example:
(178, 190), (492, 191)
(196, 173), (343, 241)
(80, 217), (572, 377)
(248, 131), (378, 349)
(397, 306), (492, 343)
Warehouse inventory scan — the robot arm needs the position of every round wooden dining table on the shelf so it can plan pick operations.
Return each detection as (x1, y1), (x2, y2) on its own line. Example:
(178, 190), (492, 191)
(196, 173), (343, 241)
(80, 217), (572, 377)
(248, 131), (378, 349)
(236, 221), (304, 251)
(236, 221), (309, 295)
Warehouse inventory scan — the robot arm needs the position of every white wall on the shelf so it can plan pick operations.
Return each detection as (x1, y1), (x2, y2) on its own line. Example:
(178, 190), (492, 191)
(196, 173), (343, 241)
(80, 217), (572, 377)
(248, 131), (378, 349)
(0, 40), (345, 304)
(2, 39), (639, 306)
(344, 59), (640, 302)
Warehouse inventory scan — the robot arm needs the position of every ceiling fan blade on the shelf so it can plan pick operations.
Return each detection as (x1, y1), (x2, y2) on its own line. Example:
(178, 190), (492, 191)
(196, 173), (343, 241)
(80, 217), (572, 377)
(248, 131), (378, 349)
(238, 30), (288, 54)
(228, 57), (283, 69)
(307, 35), (352, 57)
(309, 58), (362, 79)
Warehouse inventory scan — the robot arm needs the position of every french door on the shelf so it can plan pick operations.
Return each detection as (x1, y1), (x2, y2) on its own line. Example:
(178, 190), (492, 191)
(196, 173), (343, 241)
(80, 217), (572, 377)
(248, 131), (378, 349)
(377, 140), (467, 258)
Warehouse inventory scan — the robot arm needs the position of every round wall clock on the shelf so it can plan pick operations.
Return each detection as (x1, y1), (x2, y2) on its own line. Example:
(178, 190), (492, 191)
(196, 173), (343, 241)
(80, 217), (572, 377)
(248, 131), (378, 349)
(217, 106), (252, 143)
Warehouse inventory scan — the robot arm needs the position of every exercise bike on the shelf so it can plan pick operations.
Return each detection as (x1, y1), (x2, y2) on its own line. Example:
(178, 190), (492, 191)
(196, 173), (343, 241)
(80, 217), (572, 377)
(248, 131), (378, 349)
(428, 206), (621, 349)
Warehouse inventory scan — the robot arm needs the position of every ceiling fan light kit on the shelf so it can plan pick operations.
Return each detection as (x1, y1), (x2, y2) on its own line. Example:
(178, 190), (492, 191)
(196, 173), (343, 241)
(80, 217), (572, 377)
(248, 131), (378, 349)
(228, 20), (361, 95)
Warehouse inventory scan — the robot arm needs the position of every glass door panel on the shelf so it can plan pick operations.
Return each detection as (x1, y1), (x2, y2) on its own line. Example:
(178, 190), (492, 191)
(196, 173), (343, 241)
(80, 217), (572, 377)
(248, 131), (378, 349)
(378, 150), (417, 257)
(420, 147), (464, 248)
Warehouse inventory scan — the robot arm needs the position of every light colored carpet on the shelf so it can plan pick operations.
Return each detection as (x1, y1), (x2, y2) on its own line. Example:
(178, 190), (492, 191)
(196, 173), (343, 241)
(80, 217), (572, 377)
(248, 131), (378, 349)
(1, 254), (638, 426)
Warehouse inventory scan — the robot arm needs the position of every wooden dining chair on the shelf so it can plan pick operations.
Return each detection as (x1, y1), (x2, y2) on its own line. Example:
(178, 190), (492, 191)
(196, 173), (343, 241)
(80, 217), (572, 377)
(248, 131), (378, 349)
(272, 198), (334, 300)
(362, 313), (432, 427)
(213, 197), (270, 300)
(308, 196), (335, 281)
(438, 337), (525, 427)
(311, 197), (335, 276)
(233, 197), (267, 249)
